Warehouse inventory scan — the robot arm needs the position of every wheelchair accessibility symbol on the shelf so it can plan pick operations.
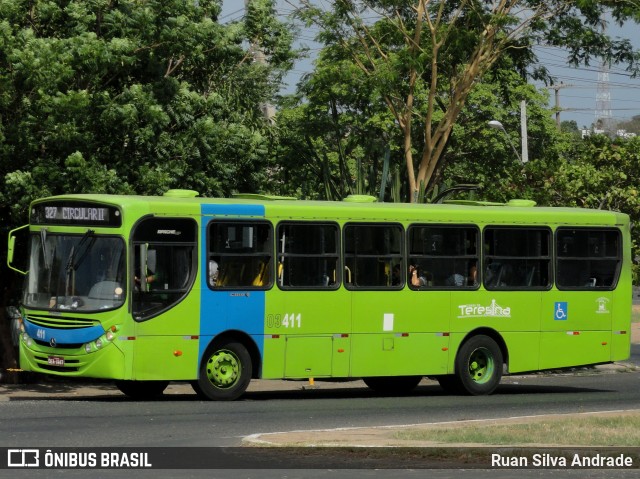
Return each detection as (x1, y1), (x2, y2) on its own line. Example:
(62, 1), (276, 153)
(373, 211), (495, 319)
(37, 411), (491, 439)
(554, 302), (568, 321)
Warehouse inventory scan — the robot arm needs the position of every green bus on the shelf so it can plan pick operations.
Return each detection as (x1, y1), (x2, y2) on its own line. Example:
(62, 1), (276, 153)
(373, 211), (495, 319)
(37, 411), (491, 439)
(7, 190), (632, 400)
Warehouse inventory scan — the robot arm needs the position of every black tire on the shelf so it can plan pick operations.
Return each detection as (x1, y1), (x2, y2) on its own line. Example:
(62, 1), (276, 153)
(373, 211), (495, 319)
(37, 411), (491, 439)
(193, 341), (252, 401)
(435, 375), (463, 394)
(115, 380), (169, 400)
(363, 376), (422, 394)
(454, 335), (503, 395)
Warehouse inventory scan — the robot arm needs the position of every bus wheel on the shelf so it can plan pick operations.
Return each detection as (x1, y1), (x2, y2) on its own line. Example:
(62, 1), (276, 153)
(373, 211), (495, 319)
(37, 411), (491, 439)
(455, 335), (503, 395)
(363, 376), (422, 394)
(115, 380), (169, 400)
(193, 341), (252, 401)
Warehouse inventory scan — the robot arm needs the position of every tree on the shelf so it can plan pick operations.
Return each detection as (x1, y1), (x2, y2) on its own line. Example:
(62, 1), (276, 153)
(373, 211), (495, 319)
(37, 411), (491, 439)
(276, 54), (561, 203)
(561, 120), (580, 135)
(616, 115), (640, 135)
(544, 135), (640, 281)
(295, 0), (640, 202)
(274, 47), (401, 201)
(435, 69), (564, 202)
(0, 0), (296, 381)
(0, 0), (296, 224)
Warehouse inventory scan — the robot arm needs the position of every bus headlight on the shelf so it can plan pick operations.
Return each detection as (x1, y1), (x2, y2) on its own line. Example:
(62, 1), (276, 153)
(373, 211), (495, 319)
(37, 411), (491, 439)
(83, 326), (120, 353)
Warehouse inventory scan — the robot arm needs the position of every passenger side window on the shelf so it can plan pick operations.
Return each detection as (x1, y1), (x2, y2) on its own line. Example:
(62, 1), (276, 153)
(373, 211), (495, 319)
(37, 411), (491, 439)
(408, 225), (479, 289)
(208, 222), (272, 289)
(483, 227), (551, 290)
(277, 222), (339, 289)
(344, 223), (403, 289)
(556, 228), (621, 290)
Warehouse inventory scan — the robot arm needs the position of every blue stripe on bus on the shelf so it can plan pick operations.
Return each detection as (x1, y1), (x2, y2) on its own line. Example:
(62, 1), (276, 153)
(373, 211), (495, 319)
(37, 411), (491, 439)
(201, 203), (265, 216)
(23, 319), (104, 345)
(198, 203), (266, 373)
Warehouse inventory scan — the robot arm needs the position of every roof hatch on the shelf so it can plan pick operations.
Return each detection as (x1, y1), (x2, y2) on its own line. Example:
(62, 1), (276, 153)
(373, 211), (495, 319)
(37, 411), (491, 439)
(163, 189), (200, 198)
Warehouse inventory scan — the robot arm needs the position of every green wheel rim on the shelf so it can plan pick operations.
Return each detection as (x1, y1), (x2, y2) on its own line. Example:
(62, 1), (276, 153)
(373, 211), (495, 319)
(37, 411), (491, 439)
(206, 349), (242, 389)
(467, 347), (494, 384)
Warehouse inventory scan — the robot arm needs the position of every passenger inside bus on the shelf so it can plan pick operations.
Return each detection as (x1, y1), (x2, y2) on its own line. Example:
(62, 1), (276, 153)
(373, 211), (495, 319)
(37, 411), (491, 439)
(391, 264), (402, 285)
(209, 259), (219, 286)
(409, 264), (431, 287)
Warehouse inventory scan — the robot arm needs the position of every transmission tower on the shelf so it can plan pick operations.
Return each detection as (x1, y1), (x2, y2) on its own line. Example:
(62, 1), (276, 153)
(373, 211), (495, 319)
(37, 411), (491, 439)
(595, 59), (613, 133)
(594, 18), (613, 133)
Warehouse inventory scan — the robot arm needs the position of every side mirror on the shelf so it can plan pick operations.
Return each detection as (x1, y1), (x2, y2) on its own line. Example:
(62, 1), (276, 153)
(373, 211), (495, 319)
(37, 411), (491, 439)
(7, 225), (28, 275)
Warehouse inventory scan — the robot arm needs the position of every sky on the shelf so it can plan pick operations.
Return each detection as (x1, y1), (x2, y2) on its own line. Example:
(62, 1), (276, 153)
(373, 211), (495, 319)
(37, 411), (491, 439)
(221, 1), (640, 129)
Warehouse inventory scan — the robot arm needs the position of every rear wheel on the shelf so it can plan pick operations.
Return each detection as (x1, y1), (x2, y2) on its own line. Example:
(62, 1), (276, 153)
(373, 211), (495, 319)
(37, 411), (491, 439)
(455, 335), (503, 395)
(193, 341), (252, 401)
(115, 380), (169, 400)
(363, 376), (422, 394)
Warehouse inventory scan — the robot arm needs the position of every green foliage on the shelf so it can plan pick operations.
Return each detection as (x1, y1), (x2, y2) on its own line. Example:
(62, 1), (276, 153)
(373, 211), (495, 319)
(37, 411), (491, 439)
(543, 135), (640, 281)
(436, 69), (562, 200)
(291, 0), (640, 201)
(276, 44), (561, 203)
(617, 116), (640, 135)
(273, 49), (401, 200)
(0, 0), (296, 224)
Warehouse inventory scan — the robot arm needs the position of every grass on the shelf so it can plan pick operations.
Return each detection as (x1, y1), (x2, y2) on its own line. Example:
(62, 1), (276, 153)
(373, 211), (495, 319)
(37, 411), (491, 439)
(394, 413), (640, 446)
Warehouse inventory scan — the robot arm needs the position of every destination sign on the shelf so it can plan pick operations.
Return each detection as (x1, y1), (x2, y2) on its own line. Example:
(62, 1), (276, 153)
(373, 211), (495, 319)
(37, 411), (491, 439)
(31, 202), (122, 227)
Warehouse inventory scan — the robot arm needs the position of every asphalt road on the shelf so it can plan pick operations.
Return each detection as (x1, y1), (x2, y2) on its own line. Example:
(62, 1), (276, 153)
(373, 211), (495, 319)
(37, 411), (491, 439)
(1, 371), (639, 447)
(2, 371), (639, 479)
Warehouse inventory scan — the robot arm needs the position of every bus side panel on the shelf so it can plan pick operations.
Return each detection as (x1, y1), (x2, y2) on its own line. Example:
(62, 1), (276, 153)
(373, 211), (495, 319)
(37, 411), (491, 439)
(500, 332), (541, 373)
(198, 290), (266, 373)
(449, 292), (542, 374)
(264, 289), (351, 379)
(611, 297), (632, 362)
(351, 333), (449, 376)
(611, 246), (632, 362)
(284, 336), (333, 377)
(261, 336), (285, 378)
(133, 336), (200, 380)
(350, 291), (450, 377)
(198, 205), (268, 374)
(543, 292), (613, 332)
(539, 291), (613, 370)
(133, 288), (202, 380)
(539, 331), (611, 370)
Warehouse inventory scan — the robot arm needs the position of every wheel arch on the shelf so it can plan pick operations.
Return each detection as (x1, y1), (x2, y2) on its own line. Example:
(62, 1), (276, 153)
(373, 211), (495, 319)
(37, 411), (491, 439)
(455, 328), (508, 373)
(206, 330), (262, 379)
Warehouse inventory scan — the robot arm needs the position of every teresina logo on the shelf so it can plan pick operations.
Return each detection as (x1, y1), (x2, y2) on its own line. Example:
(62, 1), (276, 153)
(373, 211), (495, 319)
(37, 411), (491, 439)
(458, 299), (511, 318)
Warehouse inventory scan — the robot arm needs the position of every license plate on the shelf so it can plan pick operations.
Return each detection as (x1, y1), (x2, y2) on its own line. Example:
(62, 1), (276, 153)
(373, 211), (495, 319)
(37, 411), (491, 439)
(47, 356), (64, 367)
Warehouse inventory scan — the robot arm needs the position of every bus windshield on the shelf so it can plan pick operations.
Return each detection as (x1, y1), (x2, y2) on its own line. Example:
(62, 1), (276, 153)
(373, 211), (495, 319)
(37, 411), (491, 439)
(24, 232), (126, 311)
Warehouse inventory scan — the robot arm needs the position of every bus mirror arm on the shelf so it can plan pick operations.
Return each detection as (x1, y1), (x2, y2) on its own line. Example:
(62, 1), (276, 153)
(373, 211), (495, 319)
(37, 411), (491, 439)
(7, 224), (29, 275)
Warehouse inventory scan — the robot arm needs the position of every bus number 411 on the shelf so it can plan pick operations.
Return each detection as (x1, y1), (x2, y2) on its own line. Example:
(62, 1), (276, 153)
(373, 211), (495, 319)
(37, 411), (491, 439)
(266, 313), (302, 329)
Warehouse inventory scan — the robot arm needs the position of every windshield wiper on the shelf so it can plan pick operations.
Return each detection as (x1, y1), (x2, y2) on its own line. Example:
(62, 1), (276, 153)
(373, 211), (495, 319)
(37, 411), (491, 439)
(66, 229), (96, 273)
(64, 229), (95, 300)
(40, 228), (51, 270)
